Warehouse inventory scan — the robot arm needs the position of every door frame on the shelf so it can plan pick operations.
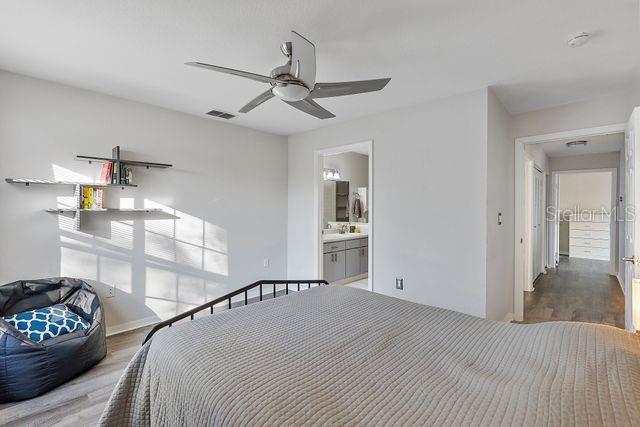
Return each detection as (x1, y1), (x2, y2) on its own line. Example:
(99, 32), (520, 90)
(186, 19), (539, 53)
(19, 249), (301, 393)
(549, 167), (618, 275)
(313, 140), (374, 291)
(514, 123), (626, 322)
(523, 154), (534, 291)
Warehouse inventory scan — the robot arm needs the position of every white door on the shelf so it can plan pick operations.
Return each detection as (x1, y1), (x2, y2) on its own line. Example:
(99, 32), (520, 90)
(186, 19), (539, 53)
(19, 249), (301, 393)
(532, 168), (544, 280)
(623, 107), (640, 331)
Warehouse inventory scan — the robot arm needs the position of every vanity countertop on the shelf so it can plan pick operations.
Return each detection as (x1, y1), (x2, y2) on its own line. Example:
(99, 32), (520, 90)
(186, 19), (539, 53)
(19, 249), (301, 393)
(323, 233), (368, 243)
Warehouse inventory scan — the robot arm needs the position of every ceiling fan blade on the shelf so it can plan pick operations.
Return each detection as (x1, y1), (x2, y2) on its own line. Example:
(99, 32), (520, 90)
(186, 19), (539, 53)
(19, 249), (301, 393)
(309, 78), (391, 99)
(290, 31), (316, 89)
(185, 62), (284, 85)
(238, 89), (275, 113)
(284, 98), (335, 119)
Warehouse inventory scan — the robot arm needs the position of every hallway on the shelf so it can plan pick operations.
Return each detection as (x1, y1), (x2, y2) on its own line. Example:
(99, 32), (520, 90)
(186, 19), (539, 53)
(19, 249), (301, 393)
(522, 256), (625, 328)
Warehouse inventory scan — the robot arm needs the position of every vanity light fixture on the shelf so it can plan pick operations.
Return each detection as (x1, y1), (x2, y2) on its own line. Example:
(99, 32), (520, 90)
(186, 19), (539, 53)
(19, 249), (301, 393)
(323, 168), (341, 181)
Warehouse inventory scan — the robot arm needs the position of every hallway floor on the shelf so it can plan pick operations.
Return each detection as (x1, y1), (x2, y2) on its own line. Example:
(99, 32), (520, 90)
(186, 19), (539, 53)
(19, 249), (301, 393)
(522, 256), (625, 329)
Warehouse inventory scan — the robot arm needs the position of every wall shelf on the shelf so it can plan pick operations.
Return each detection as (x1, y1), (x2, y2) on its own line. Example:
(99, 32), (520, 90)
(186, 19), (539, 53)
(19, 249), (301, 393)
(75, 155), (172, 169)
(45, 208), (165, 214)
(5, 145), (173, 230)
(5, 178), (137, 188)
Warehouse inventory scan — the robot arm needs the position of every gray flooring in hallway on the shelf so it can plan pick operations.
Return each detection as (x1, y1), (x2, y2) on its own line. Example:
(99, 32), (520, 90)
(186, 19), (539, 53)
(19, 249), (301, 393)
(522, 256), (625, 329)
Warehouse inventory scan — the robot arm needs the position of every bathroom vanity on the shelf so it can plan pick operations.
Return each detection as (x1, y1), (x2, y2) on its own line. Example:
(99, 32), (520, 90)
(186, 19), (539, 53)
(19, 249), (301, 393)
(323, 234), (368, 283)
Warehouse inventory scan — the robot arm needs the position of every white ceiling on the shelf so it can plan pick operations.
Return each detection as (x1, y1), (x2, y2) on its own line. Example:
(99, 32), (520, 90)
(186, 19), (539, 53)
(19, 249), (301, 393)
(0, 1), (638, 135)
(539, 133), (624, 158)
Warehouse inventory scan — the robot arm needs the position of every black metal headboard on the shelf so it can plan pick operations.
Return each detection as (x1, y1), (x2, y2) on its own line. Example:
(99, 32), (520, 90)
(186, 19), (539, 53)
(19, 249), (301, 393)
(142, 279), (329, 345)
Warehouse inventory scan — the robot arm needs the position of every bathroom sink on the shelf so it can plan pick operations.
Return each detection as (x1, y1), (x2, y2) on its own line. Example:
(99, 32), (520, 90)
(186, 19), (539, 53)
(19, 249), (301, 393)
(323, 232), (367, 242)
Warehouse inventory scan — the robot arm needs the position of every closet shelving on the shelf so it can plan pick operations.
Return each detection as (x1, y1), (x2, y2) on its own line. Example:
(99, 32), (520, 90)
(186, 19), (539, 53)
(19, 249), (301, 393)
(5, 146), (174, 230)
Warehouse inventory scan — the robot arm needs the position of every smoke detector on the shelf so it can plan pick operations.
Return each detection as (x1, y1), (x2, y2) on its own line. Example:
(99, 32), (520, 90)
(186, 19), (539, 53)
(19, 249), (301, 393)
(566, 140), (588, 148)
(567, 32), (591, 48)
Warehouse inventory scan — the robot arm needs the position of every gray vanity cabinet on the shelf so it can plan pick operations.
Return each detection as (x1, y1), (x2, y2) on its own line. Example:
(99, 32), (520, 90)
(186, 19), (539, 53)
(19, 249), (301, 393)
(359, 245), (368, 274)
(345, 248), (361, 278)
(323, 251), (345, 283)
(323, 237), (368, 283)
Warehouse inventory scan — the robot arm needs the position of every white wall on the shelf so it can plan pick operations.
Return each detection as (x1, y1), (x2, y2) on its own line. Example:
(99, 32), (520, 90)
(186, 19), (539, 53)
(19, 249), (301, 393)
(288, 89), (489, 318)
(0, 71), (288, 334)
(512, 91), (635, 138)
(558, 172), (613, 210)
(549, 152), (620, 172)
(485, 89), (514, 321)
(323, 152), (369, 223)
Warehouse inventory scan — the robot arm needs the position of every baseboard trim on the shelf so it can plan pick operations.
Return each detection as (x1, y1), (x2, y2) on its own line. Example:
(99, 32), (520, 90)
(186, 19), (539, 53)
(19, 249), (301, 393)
(502, 312), (514, 323)
(106, 316), (159, 337)
(332, 273), (368, 286)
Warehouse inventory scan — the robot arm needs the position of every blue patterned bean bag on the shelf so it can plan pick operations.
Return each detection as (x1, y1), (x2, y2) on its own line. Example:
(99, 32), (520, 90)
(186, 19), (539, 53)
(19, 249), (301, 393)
(0, 278), (107, 402)
(3, 303), (91, 342)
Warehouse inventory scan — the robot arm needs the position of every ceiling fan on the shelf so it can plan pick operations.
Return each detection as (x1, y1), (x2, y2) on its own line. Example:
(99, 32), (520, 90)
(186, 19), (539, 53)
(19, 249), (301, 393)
(186, 31), (391, 119)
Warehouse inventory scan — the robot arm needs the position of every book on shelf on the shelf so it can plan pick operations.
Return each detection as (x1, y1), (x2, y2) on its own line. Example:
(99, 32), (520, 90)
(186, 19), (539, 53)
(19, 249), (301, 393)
(99, 162), (111, 184)
(81, 187), (104, 209)
(99, 161), (134, 186)
(112, 162), (119, 184)
(123, 166), (133, 185)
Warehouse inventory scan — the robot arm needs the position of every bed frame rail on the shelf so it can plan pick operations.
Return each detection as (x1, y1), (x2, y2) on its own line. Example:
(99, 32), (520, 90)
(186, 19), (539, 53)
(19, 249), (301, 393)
(142, 279), (328, 345)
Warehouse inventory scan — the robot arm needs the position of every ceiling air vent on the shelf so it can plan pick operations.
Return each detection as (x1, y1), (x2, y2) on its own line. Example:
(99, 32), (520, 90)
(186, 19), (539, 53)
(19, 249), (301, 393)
(206, 109), (235, 119)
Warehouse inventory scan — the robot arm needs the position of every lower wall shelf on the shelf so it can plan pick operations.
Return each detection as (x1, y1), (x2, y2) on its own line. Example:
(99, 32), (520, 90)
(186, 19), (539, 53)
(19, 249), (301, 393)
(45, 208), (165, 214)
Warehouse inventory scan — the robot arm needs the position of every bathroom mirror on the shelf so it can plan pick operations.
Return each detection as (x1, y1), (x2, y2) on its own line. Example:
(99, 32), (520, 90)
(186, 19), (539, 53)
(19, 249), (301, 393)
(323, 181), (368, 227)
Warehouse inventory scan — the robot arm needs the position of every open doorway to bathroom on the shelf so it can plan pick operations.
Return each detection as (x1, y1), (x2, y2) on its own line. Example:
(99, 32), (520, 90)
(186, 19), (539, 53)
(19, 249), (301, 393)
(315, 141), (372, 291)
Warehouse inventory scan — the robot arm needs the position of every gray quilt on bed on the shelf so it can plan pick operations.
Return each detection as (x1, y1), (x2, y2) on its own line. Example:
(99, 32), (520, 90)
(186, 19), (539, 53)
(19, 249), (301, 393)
(99, 285), (640, 426)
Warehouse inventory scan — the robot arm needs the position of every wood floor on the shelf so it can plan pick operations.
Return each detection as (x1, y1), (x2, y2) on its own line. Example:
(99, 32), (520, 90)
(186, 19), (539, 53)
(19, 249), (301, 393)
(521, 256), (625, 328)
(0, 326), (151, 427)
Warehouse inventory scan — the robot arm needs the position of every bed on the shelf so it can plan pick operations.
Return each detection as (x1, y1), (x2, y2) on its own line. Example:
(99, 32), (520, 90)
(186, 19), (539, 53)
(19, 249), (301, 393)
(99, 285), (640, 426)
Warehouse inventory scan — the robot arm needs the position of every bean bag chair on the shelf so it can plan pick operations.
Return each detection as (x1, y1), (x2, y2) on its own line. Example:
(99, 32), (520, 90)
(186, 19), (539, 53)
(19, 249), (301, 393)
(0, 277), (107, 402)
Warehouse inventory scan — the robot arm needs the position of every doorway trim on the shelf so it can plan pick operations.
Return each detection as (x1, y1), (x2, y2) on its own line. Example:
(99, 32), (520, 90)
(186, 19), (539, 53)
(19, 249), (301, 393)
(313, 140), (373, 291)
(514, 123), (626, 322)
(549, 167), (618, 275)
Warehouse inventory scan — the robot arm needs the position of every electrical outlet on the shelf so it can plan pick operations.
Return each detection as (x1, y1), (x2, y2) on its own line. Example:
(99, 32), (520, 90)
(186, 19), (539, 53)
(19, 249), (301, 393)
(106, 285), (115, 298)
(263, 258), (270, 268)
(395, 277), (404, 290)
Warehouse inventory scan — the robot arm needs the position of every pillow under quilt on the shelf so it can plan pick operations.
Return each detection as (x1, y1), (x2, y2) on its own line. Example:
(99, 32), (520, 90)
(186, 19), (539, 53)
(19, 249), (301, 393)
(3, 303), (90, 342)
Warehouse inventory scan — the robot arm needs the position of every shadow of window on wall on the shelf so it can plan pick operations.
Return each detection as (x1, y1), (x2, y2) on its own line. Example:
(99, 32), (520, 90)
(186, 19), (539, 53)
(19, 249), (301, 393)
(52, 164), (231, 324)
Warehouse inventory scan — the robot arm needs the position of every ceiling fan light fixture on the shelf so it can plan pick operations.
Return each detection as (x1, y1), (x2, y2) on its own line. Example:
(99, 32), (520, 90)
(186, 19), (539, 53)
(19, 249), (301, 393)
(271, 84), (309, 102)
